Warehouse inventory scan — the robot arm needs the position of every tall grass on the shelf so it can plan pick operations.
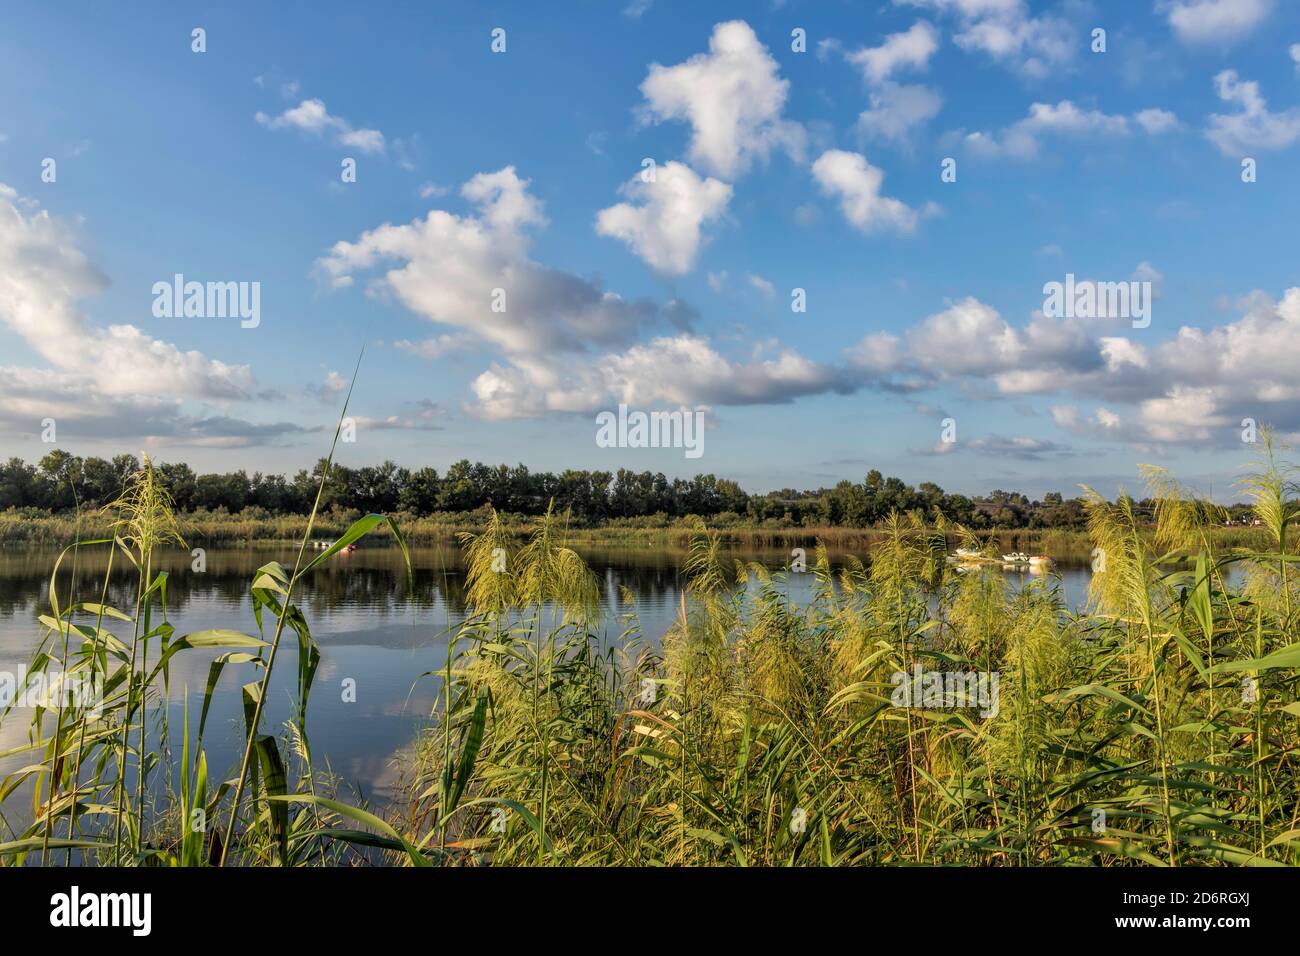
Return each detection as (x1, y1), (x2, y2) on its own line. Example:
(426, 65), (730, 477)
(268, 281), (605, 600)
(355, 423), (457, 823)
(1, 426), (1297, 866)
(0, 356), (412, 867)
(400, 443), (1300, 866)
(0, 507), (1273, 556)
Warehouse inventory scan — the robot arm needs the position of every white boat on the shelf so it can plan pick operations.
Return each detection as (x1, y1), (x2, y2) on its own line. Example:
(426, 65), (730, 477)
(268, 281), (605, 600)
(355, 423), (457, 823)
(1027, 555), (1052, 566)
(953, 548), (982, 560)
(1001, 552), (1029, 563)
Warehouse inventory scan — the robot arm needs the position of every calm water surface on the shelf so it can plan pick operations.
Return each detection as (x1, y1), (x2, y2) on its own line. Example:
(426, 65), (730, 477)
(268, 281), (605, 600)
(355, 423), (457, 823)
(0, 543), (1096, 813)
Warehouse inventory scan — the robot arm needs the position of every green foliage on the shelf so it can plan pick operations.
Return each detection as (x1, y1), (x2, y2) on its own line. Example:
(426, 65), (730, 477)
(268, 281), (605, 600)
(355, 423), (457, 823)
(4, 425), (1299, 868)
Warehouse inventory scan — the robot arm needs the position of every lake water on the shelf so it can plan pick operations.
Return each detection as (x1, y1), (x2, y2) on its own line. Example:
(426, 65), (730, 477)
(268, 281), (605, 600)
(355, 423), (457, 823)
(0, 543), (1096, 815)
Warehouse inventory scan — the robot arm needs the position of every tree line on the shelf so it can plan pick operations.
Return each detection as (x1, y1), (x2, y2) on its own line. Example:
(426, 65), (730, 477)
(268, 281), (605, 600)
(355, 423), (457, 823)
(0, 450), (1255, 529)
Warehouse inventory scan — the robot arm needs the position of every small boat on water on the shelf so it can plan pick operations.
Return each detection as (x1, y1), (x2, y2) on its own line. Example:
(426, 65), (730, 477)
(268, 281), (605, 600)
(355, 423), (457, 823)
(1001, 552), (1029, 563)
(1028, 555), (1052, 566)
(310, 540), (356, 553)
(953, 547), (982, 560)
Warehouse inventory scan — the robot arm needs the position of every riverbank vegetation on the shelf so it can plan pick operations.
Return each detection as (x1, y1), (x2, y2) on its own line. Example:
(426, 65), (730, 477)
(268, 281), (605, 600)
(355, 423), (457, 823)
(1, 425), (1297, 866)
(0, 451), (1271, 546)
(0, 504), (1270, 559)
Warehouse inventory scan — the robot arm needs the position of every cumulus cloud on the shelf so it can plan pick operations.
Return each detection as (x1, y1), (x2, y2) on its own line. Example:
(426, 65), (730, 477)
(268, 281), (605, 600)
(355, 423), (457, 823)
(857, 83), (944, 146)
(0, 186), (299, 445)
(908, 297), (1028, 375)
(811, 149), (924, 234)
(1162, 0), (1272, 46)
(467, 334), (861, 419)
(1205, 70), (1300, 155)
(318, 166), (681, 355)
(307, 370), (349, 404)
(638, 20), (805, 179)
(595, 161), (732, 275)
(320, 166), (872, 419)
(0, 364), (299, 447)
(845, 331), (905, 373)
(896, 0), (1074, 78)
(830, 22), (943, 146)
(255, 98), (386, 154)
(891, 280), (1300, 447)
(0, 185), (254, 403)
(845, 21), (940, 84)
(962, 100), (1177, 160)
(1134, 108), (1180, 135)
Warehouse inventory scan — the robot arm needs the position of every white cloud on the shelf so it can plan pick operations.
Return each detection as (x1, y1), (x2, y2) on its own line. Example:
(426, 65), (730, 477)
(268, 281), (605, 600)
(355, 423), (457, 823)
(963, 100), (1170, 160)
(394, 333), (476, 359)
(467, 334), (857, 419)
(1135, 386), (1225, 442)
(835, 23), (943, 146)
(857, 83), (944, 145)
(909, 297), (1025, 375)
(901, 281), (1300, 446)
(638, 20), (805, 178)
(747, 274), (775, 298)
(845, 331), (904, 373)
(845, 21), (940, 84)
(0, 185), (275, 443)
(418, 181), (450, 199)
(307, 370), (348, 404)
(964, 434), (1071, 459)
(896, 0), (1073, 78)
(255, 98), (386, 154)
(595, 161), (732, 275)
(318, 166), (678, 355)
(1134, 108), (1180, 134)
(1098, 336), (1149, 371)
(1163, 0), (1272, 45)
(1205, 70), (1300, 155)
(811, 149), (922, 234)
(1051, 404), (1124, 438)
(0, 185), (253, 402)
(321, 165), (870, 420)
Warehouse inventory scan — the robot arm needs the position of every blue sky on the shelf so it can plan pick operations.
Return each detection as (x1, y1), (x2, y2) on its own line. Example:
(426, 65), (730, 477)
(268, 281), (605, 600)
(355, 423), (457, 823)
(1, 0), (1298, 499)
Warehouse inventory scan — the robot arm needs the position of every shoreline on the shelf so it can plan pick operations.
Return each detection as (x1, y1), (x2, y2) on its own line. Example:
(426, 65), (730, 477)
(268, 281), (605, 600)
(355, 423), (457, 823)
(0, 509), (1269, 556)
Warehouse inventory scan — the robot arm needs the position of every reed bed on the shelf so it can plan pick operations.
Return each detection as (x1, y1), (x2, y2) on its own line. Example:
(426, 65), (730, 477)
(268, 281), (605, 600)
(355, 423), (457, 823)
(0, 507), (1270, 557)
(1, 414), (1297, 866)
